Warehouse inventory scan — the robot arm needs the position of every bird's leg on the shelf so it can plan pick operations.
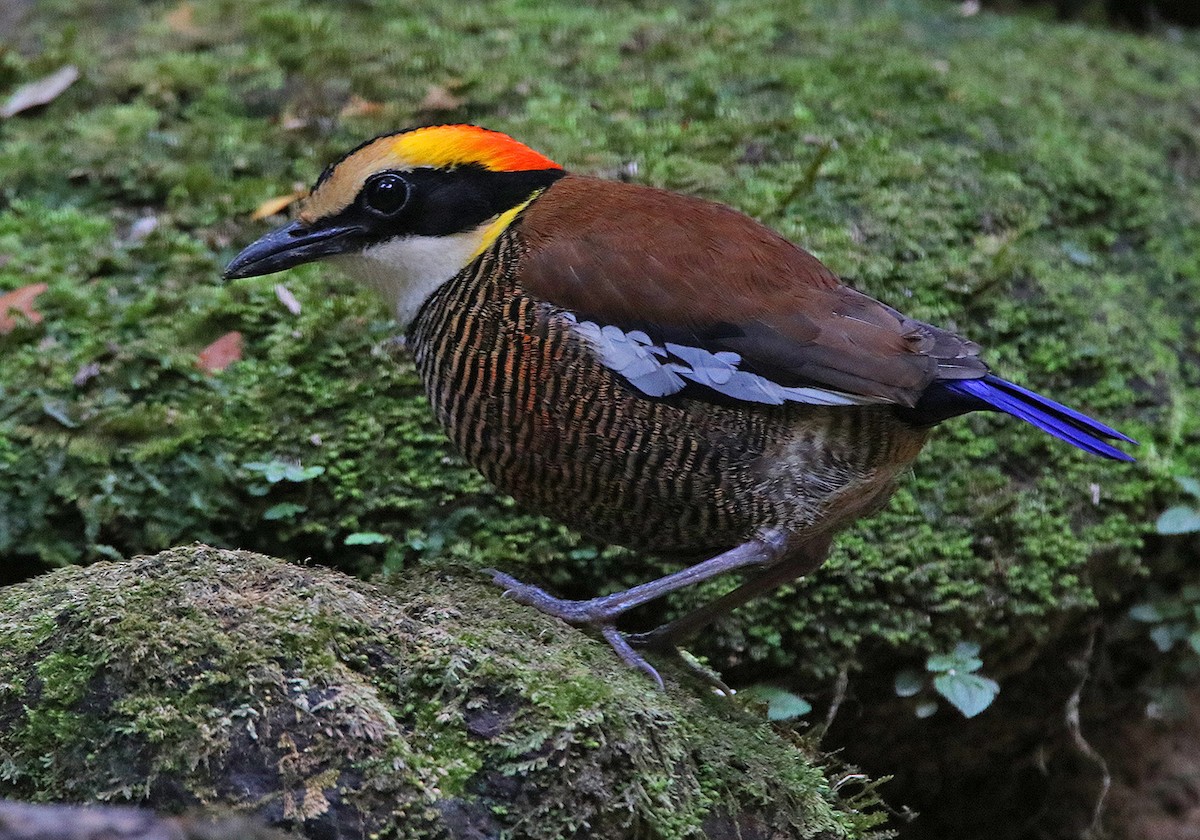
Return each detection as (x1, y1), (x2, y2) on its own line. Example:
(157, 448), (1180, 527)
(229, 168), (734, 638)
(485, 529), (787, 627)
(486, 532), (788, 687)
(629, 535), (832, 652)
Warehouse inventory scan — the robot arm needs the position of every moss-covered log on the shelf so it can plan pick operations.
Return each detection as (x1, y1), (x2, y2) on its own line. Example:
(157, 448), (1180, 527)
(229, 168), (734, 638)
(0, 545), (881, 839)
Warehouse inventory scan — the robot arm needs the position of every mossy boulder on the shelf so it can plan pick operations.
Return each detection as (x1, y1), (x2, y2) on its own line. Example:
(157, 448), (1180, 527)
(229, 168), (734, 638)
(0, 545), (879, 839)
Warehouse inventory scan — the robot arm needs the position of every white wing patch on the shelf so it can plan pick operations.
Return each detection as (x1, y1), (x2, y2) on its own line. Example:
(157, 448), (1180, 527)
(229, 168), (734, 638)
(565, 315), (886, 406)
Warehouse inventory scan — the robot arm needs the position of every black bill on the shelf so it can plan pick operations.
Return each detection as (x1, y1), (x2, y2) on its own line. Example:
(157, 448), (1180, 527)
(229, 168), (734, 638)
(223, 220), (364, 280)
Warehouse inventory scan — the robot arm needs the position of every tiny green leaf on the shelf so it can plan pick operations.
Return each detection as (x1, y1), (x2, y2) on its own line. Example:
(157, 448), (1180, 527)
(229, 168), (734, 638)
(1188, 630), (1200, 656)
(927, 648), (982, 674)
(1128, 602), (1163, 622)
(1156, 506), (1200, 536)
(933, 672), (1000, 718)
(1176, 476), (1200, 499)
(242, 460), (288, 483)
(345, 531), (390, 545)
(915, 700), (939, 719)
(1149, 623), (1186, 653)
(894, 669), (924, 698)
(263, 502), (306, 521)
(953, 641), (982, 659)
(283, 464), (325, 482)
(742, 685), (812, 721)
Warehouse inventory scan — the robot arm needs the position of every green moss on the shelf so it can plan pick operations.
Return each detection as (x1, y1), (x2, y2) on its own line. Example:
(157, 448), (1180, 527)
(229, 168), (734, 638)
(0, 546), (878, 838)
(1, 0), (1196, 689)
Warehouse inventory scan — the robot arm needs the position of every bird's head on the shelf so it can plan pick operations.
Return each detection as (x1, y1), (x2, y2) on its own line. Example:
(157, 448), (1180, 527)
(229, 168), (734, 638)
(224, 124), (564, 325)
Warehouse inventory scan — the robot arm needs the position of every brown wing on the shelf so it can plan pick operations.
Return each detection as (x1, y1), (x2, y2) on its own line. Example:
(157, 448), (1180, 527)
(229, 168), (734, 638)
(516, 175), (985, 406)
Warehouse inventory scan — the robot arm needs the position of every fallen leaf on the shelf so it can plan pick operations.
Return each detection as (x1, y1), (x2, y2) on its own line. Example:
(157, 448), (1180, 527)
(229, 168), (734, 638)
(280, 112), (310, 131)
(339, 95), (383, 119)
(197, 331), (243, 374)
(251, 189), (306, 221)
(163, 2), (202, 37)
(0, 283), (49, 333)
(418, 84), (464, 112)
(1, 66), (80, 118)
(274, 284), (302, 315)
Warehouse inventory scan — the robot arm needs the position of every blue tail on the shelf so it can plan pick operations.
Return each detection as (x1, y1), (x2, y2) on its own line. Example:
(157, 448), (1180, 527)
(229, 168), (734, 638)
(928, 375), (1136, 462)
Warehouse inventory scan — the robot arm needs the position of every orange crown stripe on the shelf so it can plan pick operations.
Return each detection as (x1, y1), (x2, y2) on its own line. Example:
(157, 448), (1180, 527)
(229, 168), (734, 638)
(390, 125), (560, 172)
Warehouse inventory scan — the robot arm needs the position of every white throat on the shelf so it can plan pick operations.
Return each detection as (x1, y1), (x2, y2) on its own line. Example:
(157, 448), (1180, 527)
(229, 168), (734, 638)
(332, 227), (488, 328)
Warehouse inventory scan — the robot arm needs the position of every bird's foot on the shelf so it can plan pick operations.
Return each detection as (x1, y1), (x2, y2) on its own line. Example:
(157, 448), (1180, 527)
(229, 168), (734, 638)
(485, 569), (665, 688)
(486, 569), (639, 624)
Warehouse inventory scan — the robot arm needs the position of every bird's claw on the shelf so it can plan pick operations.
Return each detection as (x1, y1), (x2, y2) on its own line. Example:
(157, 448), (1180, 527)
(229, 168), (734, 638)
(483, 569), (566, 613)
(483, 568), (524, 600)
(601, 625), (664, 690)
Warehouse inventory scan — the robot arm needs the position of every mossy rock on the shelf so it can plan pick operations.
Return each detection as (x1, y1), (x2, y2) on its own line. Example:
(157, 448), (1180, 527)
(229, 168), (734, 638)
(0, 545), (880, 840)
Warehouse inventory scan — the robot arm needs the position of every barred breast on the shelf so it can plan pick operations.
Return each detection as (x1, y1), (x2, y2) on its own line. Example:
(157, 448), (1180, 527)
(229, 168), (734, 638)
(407, 230), (930, 556)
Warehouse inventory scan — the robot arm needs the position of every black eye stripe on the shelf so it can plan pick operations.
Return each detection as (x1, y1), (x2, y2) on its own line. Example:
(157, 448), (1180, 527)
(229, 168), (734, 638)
(342, 164), (565, 239)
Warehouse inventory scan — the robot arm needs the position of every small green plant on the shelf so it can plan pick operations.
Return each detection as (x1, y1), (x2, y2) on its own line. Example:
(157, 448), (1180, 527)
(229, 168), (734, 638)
(894, 642), (1000, 719)
(742, 685), (813, 721)
(344, 532), (390, 546)
(1128, 586), (1200, 654)
(241, 459), (325, 522)
(242, 460), (326, 486)
(1156, 477), (1200, 535)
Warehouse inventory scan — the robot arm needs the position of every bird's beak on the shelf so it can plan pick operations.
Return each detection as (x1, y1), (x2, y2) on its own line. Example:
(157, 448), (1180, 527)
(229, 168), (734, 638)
(223, 219), (364, 280)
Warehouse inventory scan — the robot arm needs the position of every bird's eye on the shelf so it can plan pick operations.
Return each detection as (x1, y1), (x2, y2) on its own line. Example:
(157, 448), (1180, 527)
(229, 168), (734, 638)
(362, 173), (410, 216)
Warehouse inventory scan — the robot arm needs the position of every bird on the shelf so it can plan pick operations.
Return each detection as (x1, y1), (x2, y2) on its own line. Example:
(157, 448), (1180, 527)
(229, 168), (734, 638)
(225, 124), (1135, 686)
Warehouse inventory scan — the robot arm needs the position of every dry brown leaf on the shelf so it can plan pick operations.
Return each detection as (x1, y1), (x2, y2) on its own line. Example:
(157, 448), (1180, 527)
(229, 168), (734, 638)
(280, 112), (310, 131)
(1, 66), (80, 119)
(339, 95), (384, 119)
(0, 283), (49, 333)
(197, 331), (243, 374)
(163, 2), (202, 37)
(251, 189), (306, 221)
(418, 84), (464, 112)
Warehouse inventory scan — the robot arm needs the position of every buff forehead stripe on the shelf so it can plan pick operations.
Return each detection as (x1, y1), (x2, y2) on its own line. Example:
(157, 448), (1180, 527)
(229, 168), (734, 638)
(299, 125), (559, 222)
